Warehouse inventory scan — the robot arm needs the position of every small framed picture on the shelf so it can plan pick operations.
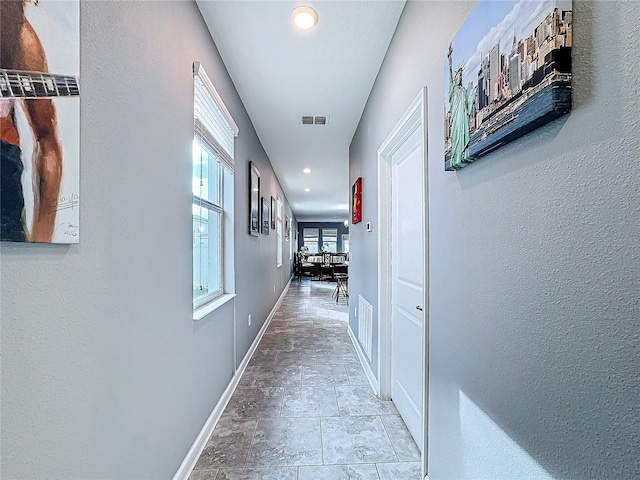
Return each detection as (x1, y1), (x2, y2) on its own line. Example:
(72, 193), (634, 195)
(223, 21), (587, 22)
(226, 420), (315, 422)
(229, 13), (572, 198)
(352, 177), (362, 224)
(262, 197), (270, 235)
(249, 161), (260, 236)
(271, 196), (276, 229)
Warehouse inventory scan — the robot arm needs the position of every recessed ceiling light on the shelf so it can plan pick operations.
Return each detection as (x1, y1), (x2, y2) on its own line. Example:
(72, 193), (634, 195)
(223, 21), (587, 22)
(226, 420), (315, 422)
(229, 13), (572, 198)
(303, 167), (311, 174)
(292, 6), (318, 30)
(304, 187), (311, 192)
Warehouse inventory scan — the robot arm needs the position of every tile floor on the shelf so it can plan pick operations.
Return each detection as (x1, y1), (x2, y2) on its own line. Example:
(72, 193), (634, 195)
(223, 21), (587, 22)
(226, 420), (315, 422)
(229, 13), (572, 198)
(189, 279), (421, 480)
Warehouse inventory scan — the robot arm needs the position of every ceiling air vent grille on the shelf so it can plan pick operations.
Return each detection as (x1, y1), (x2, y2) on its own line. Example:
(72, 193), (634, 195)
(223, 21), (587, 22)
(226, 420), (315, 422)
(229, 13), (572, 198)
(300, 115), (328, 126)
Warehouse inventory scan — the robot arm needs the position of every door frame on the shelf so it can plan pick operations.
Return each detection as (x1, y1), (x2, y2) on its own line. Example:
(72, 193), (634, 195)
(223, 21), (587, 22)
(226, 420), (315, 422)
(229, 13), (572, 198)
(377, 87), (429, 478)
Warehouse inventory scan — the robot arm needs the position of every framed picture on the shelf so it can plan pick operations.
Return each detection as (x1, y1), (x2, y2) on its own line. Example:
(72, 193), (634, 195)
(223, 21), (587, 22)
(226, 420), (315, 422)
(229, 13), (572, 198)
(352, 177), (362, 224)
(0, 0), (80, 244)
(261, 197), (270, 235)
(445, 0), (572, 170)
(284, 216), (290, 241)
(249, 161), (260, 236)
(271, 196), (276, 229)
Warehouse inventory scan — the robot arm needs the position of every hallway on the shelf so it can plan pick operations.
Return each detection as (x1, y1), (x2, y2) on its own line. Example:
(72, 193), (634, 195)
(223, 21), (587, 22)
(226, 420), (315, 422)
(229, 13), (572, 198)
(189, 279), (421, 480)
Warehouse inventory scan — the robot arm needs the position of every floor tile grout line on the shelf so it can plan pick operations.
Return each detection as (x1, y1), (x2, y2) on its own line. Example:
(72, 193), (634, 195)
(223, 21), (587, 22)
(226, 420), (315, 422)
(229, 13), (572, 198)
(319, 416), (325, 466)
(334, 385), (341, 417)
(378, 414), (401, 463)
(280, 384), (288, 417)
(243, 417), (260, 469)
(374, 462), (382, 480)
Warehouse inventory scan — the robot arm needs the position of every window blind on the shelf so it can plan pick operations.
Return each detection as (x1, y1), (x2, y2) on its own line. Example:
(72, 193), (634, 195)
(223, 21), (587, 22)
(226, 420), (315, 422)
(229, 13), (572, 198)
(193, 61), (238, 171)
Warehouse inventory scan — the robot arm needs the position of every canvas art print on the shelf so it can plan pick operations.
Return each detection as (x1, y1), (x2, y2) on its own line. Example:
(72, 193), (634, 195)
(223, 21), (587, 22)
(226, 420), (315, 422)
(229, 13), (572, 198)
(351, 177), (362, 224)
(1, 0), (80, 242)
(445, 0), (572, 171)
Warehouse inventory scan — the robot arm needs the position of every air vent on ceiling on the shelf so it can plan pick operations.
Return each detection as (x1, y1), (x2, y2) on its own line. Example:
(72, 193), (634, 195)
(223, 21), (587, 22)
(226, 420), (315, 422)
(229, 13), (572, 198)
(300, 115), (328, 126)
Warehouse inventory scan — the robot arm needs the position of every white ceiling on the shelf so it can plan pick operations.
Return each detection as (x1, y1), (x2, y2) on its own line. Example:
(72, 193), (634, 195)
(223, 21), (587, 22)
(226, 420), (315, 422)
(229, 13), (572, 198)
(196, 0), (406, 222)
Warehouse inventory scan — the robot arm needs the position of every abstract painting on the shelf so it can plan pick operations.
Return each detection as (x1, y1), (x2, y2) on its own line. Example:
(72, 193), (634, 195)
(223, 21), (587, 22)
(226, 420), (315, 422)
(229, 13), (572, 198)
(445, 0), (572, 170)
(1, 0), (80, 242)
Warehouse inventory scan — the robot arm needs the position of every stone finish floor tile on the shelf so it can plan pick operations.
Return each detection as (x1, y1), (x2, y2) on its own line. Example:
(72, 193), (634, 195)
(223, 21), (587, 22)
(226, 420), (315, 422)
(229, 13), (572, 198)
(345, 364), (370, 385)
(192, 279), (417, 478)
(274, 351), (317, 366)
(281, 385), (339, 417)
(376, 462), (422, 480)
(188, 469), (218, 480)
(302, 364), (350, 386)
(216, 467), (297, 480)
(237, 366), (260, 387)
(298, 464), (379, 480)
(381, 414), (421, 462)
(252, 365), (302, 388)
(248, 349), (279, 367)
(223, 387), (283, 419)
(321, 415), (398, 465)
(316, 349), (359, 365)
(336, 385), (398, 416)
(246, 417), (323, 467)
(194, 417), (258, 469)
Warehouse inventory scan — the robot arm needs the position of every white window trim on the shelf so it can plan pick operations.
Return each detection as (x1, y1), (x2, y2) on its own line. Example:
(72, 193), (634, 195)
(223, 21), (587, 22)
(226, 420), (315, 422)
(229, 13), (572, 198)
(193, 293), (236, 321)
(193, 62), (238, 316)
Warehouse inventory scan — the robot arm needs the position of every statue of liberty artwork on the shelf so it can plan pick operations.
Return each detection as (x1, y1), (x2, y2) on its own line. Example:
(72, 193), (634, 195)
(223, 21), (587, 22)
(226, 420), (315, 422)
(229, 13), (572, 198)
(443, 0), (572, 171)
(447, 43), (477, 170)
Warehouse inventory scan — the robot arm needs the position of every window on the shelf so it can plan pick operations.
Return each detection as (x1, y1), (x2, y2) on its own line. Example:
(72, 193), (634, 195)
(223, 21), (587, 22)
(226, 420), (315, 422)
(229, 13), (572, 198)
(193, 142), (223, 301)
(276, 198), (283, 266)
(322, 228), (338, 253)
(193, 62), (238, 310)
(303, 228), (319, 253)
(342, 234), (349, 254)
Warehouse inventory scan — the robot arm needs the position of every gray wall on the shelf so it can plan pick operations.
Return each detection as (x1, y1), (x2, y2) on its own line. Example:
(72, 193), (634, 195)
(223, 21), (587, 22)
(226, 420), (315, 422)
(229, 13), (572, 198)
(1, 2), (292, 479)
(349, 1), (640, 479)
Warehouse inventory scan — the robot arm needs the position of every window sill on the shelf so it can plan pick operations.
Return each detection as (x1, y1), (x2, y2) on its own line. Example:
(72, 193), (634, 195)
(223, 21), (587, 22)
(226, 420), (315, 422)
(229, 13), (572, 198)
(193, 293), (236, 321)
(277, 264), (283, 268)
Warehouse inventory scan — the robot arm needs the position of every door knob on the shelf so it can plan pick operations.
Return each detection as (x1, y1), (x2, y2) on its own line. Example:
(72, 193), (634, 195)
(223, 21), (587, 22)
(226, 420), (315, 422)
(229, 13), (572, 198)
(416, 306), (423, 311)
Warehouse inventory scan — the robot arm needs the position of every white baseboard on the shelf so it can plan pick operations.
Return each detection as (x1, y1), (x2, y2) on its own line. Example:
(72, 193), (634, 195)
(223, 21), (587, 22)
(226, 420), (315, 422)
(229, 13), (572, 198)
(348, 324), (379, 396)
(172, 276), (293, 480)
(234, 275), (293, 376)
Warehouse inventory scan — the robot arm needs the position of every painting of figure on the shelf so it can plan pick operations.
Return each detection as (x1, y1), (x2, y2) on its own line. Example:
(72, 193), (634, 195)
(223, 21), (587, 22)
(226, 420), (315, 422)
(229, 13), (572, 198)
(0, 0), (79, 243)
(445, 0), (572, 170)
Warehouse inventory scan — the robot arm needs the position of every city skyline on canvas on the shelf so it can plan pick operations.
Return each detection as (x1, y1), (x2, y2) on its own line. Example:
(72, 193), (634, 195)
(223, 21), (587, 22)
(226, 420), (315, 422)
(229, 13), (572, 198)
(447, 0), (571, 112)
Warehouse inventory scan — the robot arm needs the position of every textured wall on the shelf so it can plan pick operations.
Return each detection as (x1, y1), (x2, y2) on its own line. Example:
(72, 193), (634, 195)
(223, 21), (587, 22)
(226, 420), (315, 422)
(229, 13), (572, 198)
(1, 1), (291, 478)
(349, 1), (640, 478)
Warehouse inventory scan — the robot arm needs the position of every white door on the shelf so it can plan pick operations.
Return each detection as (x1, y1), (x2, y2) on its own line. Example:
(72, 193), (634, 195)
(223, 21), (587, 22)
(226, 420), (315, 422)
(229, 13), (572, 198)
(391, 125), (425, 446)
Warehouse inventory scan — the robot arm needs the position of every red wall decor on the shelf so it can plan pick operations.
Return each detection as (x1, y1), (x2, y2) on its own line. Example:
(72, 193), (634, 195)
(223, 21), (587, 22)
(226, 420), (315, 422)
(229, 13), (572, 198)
(352, 177), (362, 224)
